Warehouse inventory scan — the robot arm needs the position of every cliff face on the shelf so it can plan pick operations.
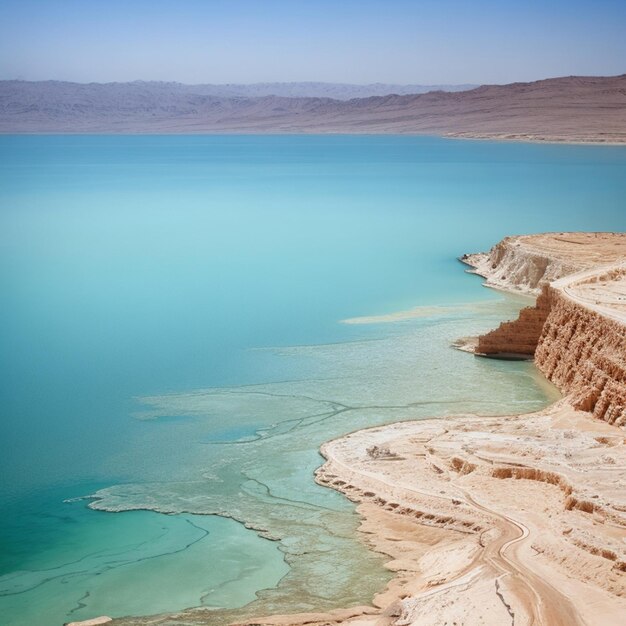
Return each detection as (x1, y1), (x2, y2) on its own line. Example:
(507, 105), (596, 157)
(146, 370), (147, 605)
(535, 287), (626, 427)
(476, 286), (552, 356)
(469, 233), (626, 426)
(477, 279), (626, 427)
(462, 238), (582, 296)
(462, 232), (626, 295)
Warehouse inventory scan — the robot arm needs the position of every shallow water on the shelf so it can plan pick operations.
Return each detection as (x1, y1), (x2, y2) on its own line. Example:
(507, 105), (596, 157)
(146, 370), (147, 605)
(0, 136), (625, 624)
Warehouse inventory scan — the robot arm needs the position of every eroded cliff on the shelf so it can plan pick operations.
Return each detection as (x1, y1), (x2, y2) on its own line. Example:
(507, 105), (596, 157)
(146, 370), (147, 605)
(462, 232), (626, 295)
(469, 233), (626, 426)
(536, 281), (626, 426)
(475, 285), (552, 357)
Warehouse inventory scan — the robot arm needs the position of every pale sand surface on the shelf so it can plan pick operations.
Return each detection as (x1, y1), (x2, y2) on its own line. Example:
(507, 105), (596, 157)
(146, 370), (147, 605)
(235, 403), (625, 626)
(508, 233), (626, 268)
(559, 263), (626, 322)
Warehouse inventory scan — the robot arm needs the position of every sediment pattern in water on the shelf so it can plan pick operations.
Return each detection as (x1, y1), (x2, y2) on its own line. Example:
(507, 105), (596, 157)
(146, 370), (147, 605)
(91, 303), (560, 623)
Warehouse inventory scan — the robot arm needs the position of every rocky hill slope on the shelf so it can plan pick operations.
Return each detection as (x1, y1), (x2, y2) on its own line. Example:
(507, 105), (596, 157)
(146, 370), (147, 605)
(1, 75), (625, 142)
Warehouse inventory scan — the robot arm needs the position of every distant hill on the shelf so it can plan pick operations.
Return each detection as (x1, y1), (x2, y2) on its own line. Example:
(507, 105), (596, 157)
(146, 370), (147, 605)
(1, 75), (625, 143)
(160, 81), (477, 99)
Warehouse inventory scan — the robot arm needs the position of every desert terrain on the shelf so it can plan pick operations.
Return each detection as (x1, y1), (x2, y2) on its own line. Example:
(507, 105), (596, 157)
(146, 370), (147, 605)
(68, 233), (626, 626)
(2, 75), (625, 142)
(230, 232), (626, 626)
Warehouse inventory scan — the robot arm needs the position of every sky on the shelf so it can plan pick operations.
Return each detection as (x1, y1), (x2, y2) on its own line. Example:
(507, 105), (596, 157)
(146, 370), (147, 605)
(0, 0), (625, 85)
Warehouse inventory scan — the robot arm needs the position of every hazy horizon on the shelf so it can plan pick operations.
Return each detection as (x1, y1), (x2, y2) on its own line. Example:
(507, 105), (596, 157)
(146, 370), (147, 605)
(1, 78), (479, 88)
(1, 0), (625, 85)
(2, 74), (624, 88)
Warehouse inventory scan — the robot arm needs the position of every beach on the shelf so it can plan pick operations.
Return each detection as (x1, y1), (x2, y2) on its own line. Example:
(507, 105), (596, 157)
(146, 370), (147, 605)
(233, 233), (626, 626)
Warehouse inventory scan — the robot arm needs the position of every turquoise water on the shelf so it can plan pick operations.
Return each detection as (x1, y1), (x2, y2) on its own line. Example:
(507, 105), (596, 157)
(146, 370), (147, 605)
(0, 135), (624, 625)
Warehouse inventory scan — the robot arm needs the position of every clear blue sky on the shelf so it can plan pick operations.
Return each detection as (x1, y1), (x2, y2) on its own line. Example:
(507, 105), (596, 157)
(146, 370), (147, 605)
(0, 0), (624, 84)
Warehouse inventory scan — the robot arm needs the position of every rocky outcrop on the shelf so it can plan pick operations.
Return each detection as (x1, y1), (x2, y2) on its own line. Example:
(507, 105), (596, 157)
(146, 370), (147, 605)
(535, 286), (626, 427)
(462, 232), (626, 295)
(476, 286), (552, 357)
(462, 239), (581, 296)
(476, 280), (626, 426)
(469, 233), (626, 427)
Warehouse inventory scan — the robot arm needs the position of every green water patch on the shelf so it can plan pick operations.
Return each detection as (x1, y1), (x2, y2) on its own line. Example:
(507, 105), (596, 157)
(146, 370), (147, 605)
(0, 507), (288, 626)
(1, 135), (623, 625)
(90, 303), (561, 622)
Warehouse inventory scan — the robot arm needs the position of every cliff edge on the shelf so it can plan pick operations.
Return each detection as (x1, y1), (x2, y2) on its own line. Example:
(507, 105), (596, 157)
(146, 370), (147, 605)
(462, 233), (626, 426)
(229, 232), (626, 626)
(461, 232), (626, 296)
(101, 233), (626, 626)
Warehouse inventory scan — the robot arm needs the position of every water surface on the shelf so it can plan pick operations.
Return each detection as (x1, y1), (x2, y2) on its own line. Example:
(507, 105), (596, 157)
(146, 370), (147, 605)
(0, 135), (624, 624)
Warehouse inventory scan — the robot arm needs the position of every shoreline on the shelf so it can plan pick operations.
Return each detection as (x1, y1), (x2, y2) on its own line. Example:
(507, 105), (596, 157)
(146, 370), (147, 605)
(70, 232), (625, 626)
(234, 232), (626, 626)
(444, 132), (626, 146)
(3, 131), (626, 146)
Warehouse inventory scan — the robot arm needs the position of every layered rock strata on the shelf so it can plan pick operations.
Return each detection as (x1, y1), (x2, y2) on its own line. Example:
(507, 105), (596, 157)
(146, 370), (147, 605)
(475, 285), (552, 357)
(536, 273), (626, 427)
(461, 232), (626, 295)
(466, 233), (626, 426)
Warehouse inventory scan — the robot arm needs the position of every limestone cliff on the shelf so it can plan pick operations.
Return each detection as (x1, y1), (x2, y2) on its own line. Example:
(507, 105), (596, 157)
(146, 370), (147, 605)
(469, 233), (626, 426)
(462, 240), (578, 295)
(462, 232), (626, 295)
(535, 284), (626, 427)
(475, 286), (551, 357)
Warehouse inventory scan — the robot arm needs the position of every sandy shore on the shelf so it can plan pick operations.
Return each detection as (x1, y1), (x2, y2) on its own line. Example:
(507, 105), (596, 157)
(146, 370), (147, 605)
(445, 132), (626, 145)
(233, 233), (626, 626)
(71, 233), (625, 626)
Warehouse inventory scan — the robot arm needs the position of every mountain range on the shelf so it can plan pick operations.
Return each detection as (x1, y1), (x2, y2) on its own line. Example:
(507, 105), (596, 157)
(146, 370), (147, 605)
(1, 75), (624, 142)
